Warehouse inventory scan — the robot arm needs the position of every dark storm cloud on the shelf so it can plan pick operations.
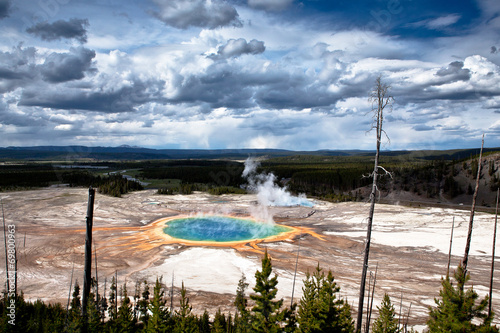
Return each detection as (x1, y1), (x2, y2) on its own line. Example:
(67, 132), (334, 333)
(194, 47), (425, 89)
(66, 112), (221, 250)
(38, 47), (96, 83)
(19, 78), (165, 112)
(170, 68), (257, 109)
(254, 81), (337, 111)
(0, 45), (37, 93)
(238, 114), (304, 134)
(151, 0), (242, 29)
(0, 0), (11, 19)
(26, 18), (90, 43)
(247, 0), (294, 11)
(168, 59), (372, 113)
(413, 124), (435, 131)
(435, 61), (470, 82)
(167, 60), (344, 111)
(209, 38), (265, 59)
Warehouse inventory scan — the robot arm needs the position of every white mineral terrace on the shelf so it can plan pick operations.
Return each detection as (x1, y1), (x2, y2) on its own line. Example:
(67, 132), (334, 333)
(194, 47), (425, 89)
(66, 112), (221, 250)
(0, 188), (498, 330)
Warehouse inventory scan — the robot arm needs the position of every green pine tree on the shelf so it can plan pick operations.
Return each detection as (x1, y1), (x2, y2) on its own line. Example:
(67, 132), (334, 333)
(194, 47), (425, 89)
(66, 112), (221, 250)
(86, 292), (104, 333)
(250, 249), (284, 333)
(297, 264), (354, 333)
(213, 308), (227, 333)
(372, 294), (400, 333)
(174, 282), (198, 333)
(198, 310), (211, 333)
(146, 277), (170, 333)
(108, 275), (118, 322)
(67, 279), (82, 332)
(428, 264), (498, 333)
(234, 273), (251, 333)
(138, 279), (150, 326)
(116, 284), (136, 333)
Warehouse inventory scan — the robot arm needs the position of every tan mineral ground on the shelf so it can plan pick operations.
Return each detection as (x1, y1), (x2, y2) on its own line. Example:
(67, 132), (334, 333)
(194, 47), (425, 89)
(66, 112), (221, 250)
(1, 187), (499, 330)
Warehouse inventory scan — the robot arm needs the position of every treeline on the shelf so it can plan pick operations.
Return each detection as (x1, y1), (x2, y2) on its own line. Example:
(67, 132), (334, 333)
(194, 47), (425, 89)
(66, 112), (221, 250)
(1, 153), (498, 203)
(0, 165), (62, 189)
(58, 172), (144, 197)
(261, 154), (499, 203)
(0, 166), (143, 197)
(157, 184), (246, 196)
(0, 252), (497, 332)
(140, 161), (244, 188)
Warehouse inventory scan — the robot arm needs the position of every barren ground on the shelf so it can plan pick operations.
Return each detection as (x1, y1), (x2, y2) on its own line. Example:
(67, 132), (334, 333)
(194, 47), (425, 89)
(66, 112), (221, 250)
(1, 187), (499, 330)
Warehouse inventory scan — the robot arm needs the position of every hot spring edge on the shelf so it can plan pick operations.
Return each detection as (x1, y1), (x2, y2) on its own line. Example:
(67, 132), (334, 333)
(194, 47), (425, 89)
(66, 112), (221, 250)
(162, 215), (293, 243)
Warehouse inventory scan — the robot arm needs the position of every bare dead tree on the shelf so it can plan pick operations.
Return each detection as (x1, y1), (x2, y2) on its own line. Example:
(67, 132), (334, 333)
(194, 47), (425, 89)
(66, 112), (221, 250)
(65, 263), (75, 328)
(489, 188), (499, 317)
(404, 302), (412, 333)
(171, 272), (174, 311)
(398, 291), (403, 330)
(114, 270), (118, 316)
(290, 233), (301, 307)
(94, 239), (99, 313)
(365, 271), (372, 332)
(2, 198), (9, 293)
(462, 135), (484, 276)
(447, 217), (455, 277)
(366, 263), (378, 333)
(82, 187), (96, 320)
(356, 76), (394, 332)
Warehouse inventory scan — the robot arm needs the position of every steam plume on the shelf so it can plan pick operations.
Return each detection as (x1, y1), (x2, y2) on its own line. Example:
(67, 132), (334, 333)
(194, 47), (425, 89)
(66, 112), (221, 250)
(242, 157), (313, 222)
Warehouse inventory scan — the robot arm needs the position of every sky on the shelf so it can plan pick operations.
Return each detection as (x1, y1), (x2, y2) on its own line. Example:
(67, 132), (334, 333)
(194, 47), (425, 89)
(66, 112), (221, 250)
(0, 0), (499, 151)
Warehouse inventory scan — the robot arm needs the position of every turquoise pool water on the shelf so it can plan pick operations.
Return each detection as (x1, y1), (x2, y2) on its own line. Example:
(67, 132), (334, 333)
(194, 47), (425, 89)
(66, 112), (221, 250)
(163, 216), (291, 242)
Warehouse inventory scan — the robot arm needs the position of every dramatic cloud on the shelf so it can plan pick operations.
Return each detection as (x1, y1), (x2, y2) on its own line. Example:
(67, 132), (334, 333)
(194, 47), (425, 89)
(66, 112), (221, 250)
(210, 38), (265, 59)
(248, 0), (294, 11)
(19, 76), (165, 112)
(151, 0), (242, 29)
(39, 47), (96, 83)
(26, 18), (90, 43)
(435, 61), (471, 83)
(0, 0), (499, 149)
(0, 45), (37, 93)
(0, 0), (11, 19)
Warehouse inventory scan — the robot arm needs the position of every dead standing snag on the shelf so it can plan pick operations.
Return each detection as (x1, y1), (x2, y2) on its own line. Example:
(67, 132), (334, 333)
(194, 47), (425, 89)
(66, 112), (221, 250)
(356, 76), (394, 333)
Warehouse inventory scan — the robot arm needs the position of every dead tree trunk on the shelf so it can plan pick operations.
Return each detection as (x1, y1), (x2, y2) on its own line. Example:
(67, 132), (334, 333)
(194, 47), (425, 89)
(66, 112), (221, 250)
(290, 234), (301, 307)
(82, 187), (95, 319)
(2, 199), (8, 293)
(447, 217), (455, 277)
(366, 264), (378, 333)
(462, 135), (484, 275)
(489, 188), (499, 317)
(65, 263), (75, 328)
(356, 76), (393, 333)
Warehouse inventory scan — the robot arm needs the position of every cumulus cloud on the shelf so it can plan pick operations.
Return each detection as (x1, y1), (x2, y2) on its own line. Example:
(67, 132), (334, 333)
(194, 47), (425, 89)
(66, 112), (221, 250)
(209, 38), (265, 59)
(26, 18), (90, 43)
(151, 0), (242, 29)
(0, 44), (37, 93)
(0, 0), (11, 19)
(19, 77), (165, 112)
(39, 47), (96, 83)
(248, 0), (294, 11)
(435, 61), (471, 83)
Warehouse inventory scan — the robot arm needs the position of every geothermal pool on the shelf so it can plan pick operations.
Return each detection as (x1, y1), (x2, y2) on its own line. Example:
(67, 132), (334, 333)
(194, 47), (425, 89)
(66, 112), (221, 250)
(163, 215), (292, 242)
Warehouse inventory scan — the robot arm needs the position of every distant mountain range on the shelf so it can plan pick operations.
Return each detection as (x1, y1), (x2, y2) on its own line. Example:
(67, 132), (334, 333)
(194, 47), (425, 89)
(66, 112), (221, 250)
(0, 145), (498, 161)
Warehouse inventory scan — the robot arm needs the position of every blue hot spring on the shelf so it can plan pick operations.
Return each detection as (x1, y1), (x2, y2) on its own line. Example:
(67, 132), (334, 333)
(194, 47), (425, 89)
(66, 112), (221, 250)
(163, 216), (291, 243)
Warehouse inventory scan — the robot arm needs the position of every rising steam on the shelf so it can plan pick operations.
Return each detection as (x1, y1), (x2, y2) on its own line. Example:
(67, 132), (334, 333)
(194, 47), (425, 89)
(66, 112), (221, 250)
(243, 157), (313, 223)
